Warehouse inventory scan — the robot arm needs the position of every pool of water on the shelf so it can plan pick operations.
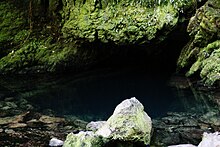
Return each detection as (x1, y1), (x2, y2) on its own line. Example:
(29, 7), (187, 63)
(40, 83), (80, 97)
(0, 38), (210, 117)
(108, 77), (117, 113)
(0, 67), (216, 121)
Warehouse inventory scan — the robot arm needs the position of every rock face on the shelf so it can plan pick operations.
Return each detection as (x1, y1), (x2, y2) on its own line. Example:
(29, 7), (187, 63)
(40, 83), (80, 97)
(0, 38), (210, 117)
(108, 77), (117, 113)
(177, 0), (220, 86)
(63, 97), (152, 147)
(0, 0), (198, 74)
(62, 0), (182, 45)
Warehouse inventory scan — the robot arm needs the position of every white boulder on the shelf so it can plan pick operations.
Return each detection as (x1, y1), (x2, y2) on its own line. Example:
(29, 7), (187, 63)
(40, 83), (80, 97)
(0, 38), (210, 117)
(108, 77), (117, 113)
(198, 132), (220, 147)
(49, 138), (64, 147)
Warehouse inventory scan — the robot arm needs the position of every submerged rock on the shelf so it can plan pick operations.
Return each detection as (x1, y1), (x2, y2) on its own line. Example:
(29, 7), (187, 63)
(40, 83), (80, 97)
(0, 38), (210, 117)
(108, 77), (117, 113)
(64, 97), (152, 147)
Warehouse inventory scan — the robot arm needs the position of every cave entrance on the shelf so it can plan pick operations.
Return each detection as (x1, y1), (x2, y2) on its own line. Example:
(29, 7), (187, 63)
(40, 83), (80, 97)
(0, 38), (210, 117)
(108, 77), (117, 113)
(93, 23), (190, 77)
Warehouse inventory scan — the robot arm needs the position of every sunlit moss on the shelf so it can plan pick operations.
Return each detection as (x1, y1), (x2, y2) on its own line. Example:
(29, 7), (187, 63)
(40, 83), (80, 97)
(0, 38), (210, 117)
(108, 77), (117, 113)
(62, 0), (188, 45)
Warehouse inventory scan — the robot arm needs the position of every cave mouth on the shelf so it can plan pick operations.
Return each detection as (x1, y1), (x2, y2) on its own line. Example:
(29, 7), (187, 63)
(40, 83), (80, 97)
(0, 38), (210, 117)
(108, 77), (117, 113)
(86, 23), (190, 77)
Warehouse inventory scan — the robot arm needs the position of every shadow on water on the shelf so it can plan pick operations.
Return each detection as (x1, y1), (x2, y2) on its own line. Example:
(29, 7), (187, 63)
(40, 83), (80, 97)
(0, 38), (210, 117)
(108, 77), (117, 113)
(0, 67), (217, 121)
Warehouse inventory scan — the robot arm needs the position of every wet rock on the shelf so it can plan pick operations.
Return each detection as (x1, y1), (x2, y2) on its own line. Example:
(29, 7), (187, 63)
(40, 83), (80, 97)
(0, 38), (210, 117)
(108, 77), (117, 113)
(86, 121), (106, 132)
(8, 123), (27, 128)
(39, 115), (65, 124)
(45, 123), (60, 130)
(49, 138), (64, 147)
(151, 112), (207, 146)
(199, 111), (220, 126)
(26, 119), (43, 128)
(0, 112), (29, 125)
(176, 128), (203, 145)
(96, 97), (152, 145)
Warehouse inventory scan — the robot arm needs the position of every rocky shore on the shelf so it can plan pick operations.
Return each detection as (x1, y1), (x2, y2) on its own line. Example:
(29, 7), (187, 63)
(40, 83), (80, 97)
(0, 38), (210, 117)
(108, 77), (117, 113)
(0, 94), (219, 146)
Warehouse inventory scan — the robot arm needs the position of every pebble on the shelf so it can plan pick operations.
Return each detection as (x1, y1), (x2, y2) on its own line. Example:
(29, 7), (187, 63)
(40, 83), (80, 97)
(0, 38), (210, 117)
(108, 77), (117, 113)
(49, 138), (64, 147)
(5, 129), (15, 134)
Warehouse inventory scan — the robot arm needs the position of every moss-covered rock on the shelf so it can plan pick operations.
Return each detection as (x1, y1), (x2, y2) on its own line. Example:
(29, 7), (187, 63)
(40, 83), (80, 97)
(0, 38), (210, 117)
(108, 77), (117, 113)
(64, 97), (152, 147)
(177, 0), (220, 86)
(0, 0), (199, 74)
(96, 97), (152, 146)
(0, 1), (29, 55)
(0, 37), (96, 74)
(62, 0), (197, 45)
(63, 131), (104, 147)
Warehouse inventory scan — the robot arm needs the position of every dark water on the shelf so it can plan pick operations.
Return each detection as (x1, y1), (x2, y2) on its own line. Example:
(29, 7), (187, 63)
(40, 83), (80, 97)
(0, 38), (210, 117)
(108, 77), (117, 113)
(0, 68), (216, 121)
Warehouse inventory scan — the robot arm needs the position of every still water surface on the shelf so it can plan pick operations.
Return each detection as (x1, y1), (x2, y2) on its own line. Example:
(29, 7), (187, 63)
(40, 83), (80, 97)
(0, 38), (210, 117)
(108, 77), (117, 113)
(0, 68), (215, 121)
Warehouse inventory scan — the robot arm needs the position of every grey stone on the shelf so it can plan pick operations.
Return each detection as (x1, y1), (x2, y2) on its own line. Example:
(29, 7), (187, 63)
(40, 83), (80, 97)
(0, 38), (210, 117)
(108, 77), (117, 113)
(86, 121), (106, 132)
(49, 138), (64, 147)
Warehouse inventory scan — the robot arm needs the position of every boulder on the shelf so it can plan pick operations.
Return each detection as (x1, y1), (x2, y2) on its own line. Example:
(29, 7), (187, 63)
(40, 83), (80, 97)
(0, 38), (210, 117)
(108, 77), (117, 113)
(63, 97), (152, 147)
(49, 138), (64, 147)
(96, 97), (152, 145)
(198, 132), (220, 147)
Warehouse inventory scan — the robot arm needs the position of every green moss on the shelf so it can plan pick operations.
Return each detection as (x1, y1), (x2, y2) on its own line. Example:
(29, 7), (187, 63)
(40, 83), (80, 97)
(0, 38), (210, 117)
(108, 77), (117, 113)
(200, 41), (220, 85)
(62, 0), (194, 45)
(63, 132), (104, 147)
(0, 38), (78, 73)
(0, 1), (28, 46)
(177, 0), (220, 86)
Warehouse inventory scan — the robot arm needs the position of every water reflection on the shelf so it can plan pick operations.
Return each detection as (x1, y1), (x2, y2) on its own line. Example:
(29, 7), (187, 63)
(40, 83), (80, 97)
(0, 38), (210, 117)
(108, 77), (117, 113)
(0, 68), (218, 121)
